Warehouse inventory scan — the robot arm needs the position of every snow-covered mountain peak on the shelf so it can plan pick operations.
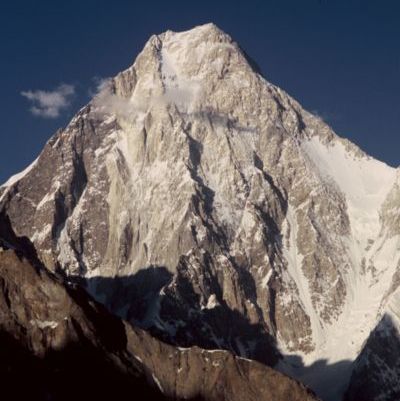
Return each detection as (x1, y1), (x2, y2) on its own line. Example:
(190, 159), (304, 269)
(160, 22), (232, 47)
(2, 24), (400, 401)
(92, 23), (262, 129)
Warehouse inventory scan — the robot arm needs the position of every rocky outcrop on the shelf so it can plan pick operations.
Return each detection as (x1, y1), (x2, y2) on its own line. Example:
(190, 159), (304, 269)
(0, 212), (319, 401)
(1, 23), (400, 400)
(127, 328), (318, 401)
(0, 212), (164, 400)
(345, 316), (400, 401)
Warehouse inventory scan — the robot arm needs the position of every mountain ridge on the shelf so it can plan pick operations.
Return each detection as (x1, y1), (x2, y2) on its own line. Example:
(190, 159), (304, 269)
(0, 210), (318, 401)
(1, 23), (400, 401)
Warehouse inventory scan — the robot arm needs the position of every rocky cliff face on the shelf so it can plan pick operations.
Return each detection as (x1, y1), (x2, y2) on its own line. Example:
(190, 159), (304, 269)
(1, 23), (400, 401)
(0, 212), (318, 401)
(345, 315), (400, 400)
(0, 213), (164, 400)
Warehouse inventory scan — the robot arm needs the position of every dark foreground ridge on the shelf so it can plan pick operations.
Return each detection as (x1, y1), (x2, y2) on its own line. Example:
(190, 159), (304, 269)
(0, 211), (319, 401)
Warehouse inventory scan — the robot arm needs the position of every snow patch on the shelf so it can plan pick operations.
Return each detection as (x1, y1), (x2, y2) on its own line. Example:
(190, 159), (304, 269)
(160, 46), (202, 112)
(302, 137), (396, 249)
(152, 373), (164, 393)
(0, 157), (39, 203)
(279, 202), (400, 401)
(31, 224), (52, 244)
(204, 294), (218, 310)
(261, 269), (273, 288)
(30, 319), (59, 329)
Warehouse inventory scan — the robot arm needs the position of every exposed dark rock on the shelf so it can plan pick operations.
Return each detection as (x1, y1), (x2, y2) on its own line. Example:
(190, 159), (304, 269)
(0, 215), (319, 401)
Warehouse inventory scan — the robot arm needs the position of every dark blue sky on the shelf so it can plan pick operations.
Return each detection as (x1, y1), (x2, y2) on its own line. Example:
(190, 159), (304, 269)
(1, 0), (399, 182)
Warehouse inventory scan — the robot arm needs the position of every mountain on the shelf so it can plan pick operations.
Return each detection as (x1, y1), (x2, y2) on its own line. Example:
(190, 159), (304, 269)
(1, 23), (399, 401)
(0, 211), (318, 401)
(0, 214), (165, 401)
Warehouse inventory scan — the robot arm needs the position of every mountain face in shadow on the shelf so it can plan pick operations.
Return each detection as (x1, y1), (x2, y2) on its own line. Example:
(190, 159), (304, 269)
(68, 266), (173, 325)
(78, 263), (280, 367)
(279, 356), (353, 401)
(345, 314), (400, 401)
(80, 270), (358, 401)
(0, 211), (166, 401)
(0, 331), (165, 401)
(0, 212), (319, 401)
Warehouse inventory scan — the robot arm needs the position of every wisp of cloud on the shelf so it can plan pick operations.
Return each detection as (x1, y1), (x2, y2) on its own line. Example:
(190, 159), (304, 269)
(21, 84), (75, 118)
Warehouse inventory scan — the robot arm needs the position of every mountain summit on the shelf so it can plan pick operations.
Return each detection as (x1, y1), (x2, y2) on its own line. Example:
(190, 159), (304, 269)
(1, 24), (400, 401)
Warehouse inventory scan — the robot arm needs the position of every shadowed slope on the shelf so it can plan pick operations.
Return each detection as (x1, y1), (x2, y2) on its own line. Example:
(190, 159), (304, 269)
(0, 213), (319, 401)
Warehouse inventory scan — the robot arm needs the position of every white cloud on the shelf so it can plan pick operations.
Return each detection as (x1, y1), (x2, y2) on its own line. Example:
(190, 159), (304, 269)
(21, 84), (75, 118)
(91, 74), (203, 124)
(88, 76), (112, 97)
(91, 77), (146, 123)
(312, 109), (340, 123)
